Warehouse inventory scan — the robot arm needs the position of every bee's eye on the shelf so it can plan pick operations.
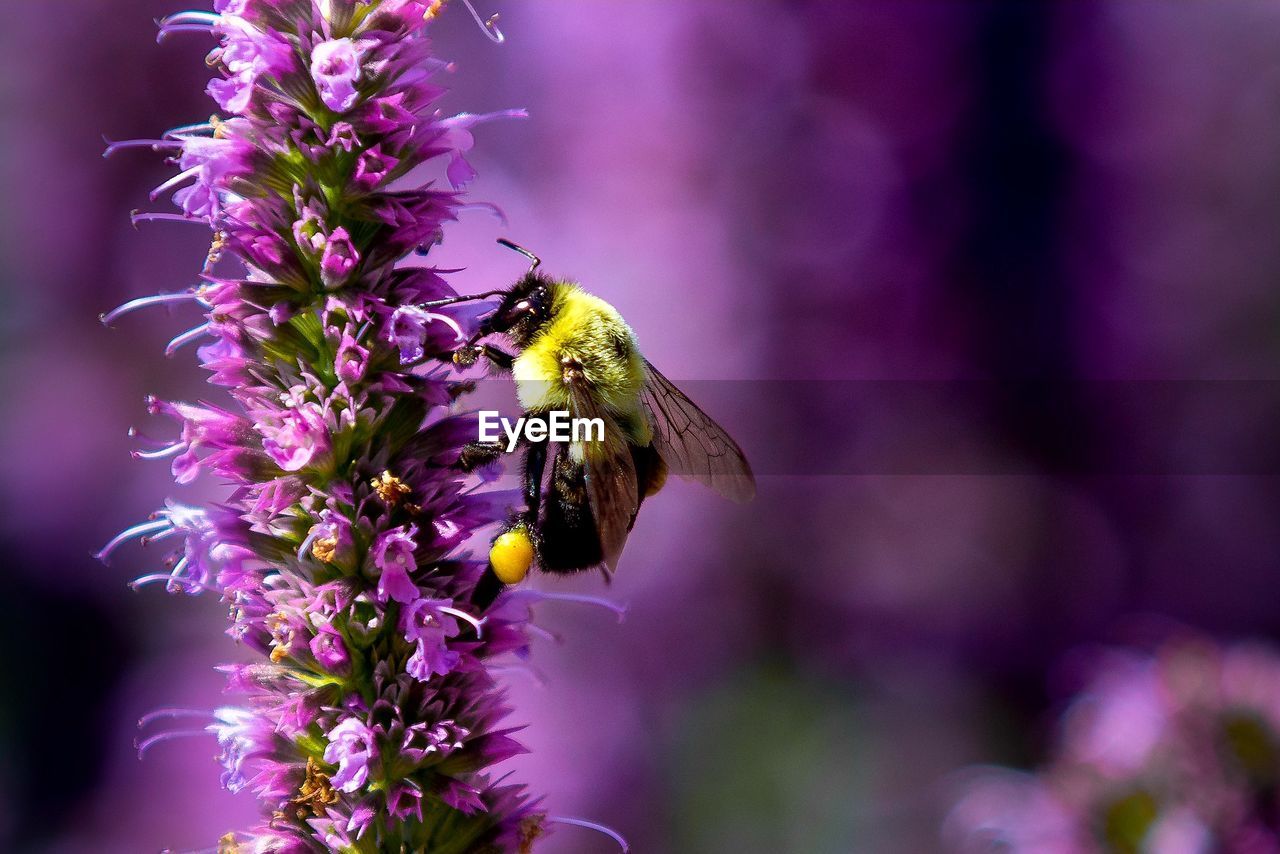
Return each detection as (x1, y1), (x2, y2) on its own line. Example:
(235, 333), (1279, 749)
(516, 300), (533, 313)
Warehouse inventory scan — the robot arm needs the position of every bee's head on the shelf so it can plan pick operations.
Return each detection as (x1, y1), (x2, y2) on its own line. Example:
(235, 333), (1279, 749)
(483, 272), (555, 345)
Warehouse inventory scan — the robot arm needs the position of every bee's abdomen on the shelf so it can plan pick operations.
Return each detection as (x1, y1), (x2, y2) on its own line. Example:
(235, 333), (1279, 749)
(538, 459), (604, 573)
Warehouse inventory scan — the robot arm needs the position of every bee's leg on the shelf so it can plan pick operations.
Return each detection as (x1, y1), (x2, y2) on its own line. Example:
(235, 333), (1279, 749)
(471, 565), (505, 613)
(447, 380), (478, 403)
(454, 349), (519, 470)
(453, 342), (517, 372)
(471, 428), (549, 612)
(462, 422), (547, 516)
(476, 343), (514, 373)
(457, 440), (504, 472)
(481, 344), (516, 373)
(521, 422), (549, 524)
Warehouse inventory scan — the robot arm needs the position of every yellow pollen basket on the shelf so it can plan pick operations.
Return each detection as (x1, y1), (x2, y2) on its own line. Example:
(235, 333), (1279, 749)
(490, 528), (535, 585)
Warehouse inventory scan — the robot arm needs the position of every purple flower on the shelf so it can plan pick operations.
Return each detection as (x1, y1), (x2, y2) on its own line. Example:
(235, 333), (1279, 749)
(245, 230), (288, 268)
(328, 121), (359, 152)
(370, 525), (420, 603)
(402, 597), (463, 680)
(209, 707), (275, 794)
(311, 38), (365, 113)
(388, 304), (465, 363)
(257, 401), (328, 472)
(158, 132), (253, 218)
(207, 21), (292, 113)
(1056, 652), (1170, 779)
(291, 197), (329, 256)
(307, 508), (356, 569)
(354, 144), (399, 191)
(437, 109), (529, 189)
(403, 719), (469, 763)
(310, 623), (350, 673)
(323, 717), (377, 793)
(320, 226), (360, 288)
(335, 332), (370, 383)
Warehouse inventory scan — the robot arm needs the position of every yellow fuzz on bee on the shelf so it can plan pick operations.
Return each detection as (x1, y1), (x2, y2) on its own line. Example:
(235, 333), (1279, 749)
(490, 529), (535, 585)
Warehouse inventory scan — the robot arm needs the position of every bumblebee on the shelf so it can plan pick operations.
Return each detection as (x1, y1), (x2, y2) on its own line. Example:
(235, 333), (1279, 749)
(424, 241), (755, 602)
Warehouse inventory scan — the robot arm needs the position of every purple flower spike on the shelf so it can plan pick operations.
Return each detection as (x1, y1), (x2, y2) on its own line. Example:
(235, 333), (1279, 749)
(102, 1), (582, 849)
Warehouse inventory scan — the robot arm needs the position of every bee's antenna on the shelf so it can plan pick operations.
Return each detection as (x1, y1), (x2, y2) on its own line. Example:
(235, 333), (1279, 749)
(497, 238), (541, 273)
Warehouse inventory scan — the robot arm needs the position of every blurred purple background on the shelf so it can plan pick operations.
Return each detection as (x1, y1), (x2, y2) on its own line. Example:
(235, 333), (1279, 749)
(6, 1), (1280, 851)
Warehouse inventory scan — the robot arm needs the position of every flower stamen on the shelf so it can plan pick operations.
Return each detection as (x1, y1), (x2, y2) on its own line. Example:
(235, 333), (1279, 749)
(513, 589), (628, 622)
(459, 0), (505, 44)
(155, 11), (220, 43)
(131, 211), (209, 227)
(150, 165), (202, 201)
(101, 291), (208, 327)
(312, 536), (338, 563)
(103, 138), (184, 158)
(131, 442), (186, 460)
(549, 816), (630, 852)
(205, 231), (228, 269)
(165, 322), (212, 357)
(139, 707), (214, 728)
(292, 757), (340, 818)
(438, 605), (486, 638)
(163, 121), (216, 139)
(372, 470), (413, 506)
(96, 519), (170, 563)
(136, 727), (211, 758)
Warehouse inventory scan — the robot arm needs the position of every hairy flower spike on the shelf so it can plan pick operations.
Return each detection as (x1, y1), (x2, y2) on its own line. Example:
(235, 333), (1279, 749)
(101, 1), (576, 850)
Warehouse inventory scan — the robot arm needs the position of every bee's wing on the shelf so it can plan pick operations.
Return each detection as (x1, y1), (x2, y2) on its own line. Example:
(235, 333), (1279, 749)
(640, 359), (756, 502)
(565, 372), (640, 570)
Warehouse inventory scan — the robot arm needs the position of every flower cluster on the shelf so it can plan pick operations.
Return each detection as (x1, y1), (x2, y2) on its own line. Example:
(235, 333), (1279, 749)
(98, 1), (580, 850)
(945, 639), (1280, 853)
